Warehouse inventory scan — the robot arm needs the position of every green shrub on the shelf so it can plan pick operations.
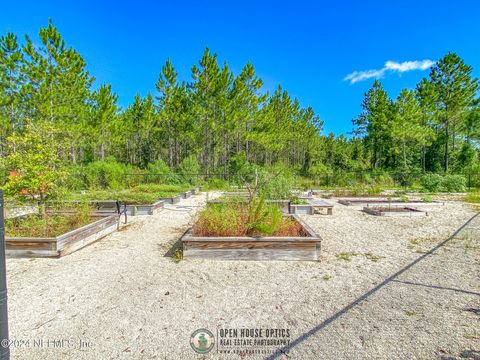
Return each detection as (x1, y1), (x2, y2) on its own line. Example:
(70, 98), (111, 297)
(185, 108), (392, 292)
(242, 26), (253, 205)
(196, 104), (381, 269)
(258, 165), (295, 200)
(147, 160), (180, 184)
(441, 174), (466, 192)
(228, 152), (250, 179)
(62, 166), (86, 191)
(308, 164), (333, 185)
(203, 178), (230, 190)
(421, 173), (466, 193)
(375, 174), (394, 187)
(391, 171), (417, 188)
(421, 194), (433, 202)
(83, 158), (130, 189)
(351, 184), (382, 196)
(178, 155), (200, 185)
(420, 173), (443, 192)
(0, 162), (8, 187)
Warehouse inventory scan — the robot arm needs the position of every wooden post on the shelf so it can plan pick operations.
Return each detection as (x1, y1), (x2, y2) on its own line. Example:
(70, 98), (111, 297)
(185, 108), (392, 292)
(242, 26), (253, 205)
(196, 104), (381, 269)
(0, 191), (10, 360)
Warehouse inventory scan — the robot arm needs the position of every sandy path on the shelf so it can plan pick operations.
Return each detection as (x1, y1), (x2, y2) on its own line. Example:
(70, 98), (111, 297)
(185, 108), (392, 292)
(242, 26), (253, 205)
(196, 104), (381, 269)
(4, 194), (479, 359)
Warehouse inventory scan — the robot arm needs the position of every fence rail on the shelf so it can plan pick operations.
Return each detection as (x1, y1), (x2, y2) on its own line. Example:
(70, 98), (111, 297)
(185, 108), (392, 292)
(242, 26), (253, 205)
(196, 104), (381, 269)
(67, 170), (480, 191)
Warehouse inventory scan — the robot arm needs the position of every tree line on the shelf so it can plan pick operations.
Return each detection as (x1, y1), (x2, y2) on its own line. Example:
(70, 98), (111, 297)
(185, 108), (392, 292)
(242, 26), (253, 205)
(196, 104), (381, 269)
(352, 54), (479, 174)
(0, 21), (479, 188)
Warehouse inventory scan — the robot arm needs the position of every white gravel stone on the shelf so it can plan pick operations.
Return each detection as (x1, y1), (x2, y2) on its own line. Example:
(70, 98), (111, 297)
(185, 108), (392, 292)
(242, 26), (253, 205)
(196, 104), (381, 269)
(4, 193), (479, 359)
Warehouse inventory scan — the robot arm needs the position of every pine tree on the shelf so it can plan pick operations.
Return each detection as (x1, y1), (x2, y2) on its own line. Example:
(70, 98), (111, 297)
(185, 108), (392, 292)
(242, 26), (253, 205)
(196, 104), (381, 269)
(392, 89), (433, 170)
(429, 52), (479, 171)
(352, 80), (393, 169)
(89, 84), (119, 161)
(0, 32), (23, 156)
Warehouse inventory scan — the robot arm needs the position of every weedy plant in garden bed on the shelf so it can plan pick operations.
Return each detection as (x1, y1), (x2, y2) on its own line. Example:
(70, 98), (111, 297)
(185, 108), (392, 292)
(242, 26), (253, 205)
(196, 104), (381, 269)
(5, 201), (96, 238)
(192, 198), (307, 237)
(71, 183), (190, 205)
(290, 197), (310, 205)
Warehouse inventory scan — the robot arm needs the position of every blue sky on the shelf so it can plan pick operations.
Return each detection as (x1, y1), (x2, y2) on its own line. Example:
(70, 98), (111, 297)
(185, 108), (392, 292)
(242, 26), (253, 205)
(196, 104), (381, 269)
(1, 0), (479, 135)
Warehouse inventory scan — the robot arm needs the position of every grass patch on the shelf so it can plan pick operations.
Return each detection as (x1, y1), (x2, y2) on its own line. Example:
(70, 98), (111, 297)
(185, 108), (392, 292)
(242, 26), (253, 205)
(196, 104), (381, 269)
(466, 192), (480, 203)
(336, 251), (359, 261)
(364, 252), (381, 262)
(322, 275), (331, 281)
(172, 248), (183, 263)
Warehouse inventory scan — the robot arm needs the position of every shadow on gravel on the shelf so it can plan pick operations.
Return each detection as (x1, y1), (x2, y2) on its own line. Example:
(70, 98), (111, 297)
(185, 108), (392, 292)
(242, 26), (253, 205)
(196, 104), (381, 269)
(391, 279), (480, 296)
(163, 239), (182, 258)
(442, 349), (480, 360)
(266, 212), (480, 360)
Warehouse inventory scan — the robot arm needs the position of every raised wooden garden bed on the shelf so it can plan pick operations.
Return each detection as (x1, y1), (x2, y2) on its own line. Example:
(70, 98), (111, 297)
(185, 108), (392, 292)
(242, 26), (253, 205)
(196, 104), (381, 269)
(363, 206), (427, 217)
(181, 215), (321, 261)
(290, 199), (333, 215)
(223, 191), (249, 197)
(290, 204), (314, 215)
(338, 197), (444, 206)
(208, 198), (291, 214)
(6, 214), (121, 257)
(73, 199), (164, 216)
(4, 205), (38, 219)
(125, 200), (164, 216)
(160, 195), (182, 204)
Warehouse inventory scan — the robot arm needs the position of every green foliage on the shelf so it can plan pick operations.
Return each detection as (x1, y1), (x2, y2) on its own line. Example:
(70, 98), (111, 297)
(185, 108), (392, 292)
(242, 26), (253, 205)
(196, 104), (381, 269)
(421, 194), (433, 203)
(465, 192), (480, 203)
(178, 155), (200, 185)
(351, 184), (382, 196)
(336, 252), (359, 261)
(245, 197), (283, 235)
(1, 21), (479, 197)
(147, 160), (180, 184)
(83, 158), (132, 189)
(228, 152), (249, 177)
(5, 201), (95, 237)
(420, 173), (466, 192)
(420, 173), (443, 192)
(3, 121), (68, 204)
(290, 197), (309, 205)
(172, 248), (183, 263)
(203, 178), (230, 190)
(258, 165), (295, 200)
(74, 184), (188, 204)
(132, 183), (188, 194)
(193, 198), (300, 237)
(441, 175), (466, 192)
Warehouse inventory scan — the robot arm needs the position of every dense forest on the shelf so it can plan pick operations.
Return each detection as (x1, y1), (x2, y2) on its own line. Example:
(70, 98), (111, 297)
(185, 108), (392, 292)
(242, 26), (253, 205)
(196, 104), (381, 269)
(0, 21), (479, 194)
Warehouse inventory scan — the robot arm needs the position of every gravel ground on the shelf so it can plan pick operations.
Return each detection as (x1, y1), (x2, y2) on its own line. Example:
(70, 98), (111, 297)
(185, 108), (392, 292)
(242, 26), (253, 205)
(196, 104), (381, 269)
(4, 193), (479, 360)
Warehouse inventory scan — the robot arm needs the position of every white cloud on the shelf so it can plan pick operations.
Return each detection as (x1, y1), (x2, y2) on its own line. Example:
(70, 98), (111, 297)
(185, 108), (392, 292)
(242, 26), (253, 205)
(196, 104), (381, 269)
(384, 60), (435, 72)
(344, 69), (386, 84)
(344, 59), (435, 84)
